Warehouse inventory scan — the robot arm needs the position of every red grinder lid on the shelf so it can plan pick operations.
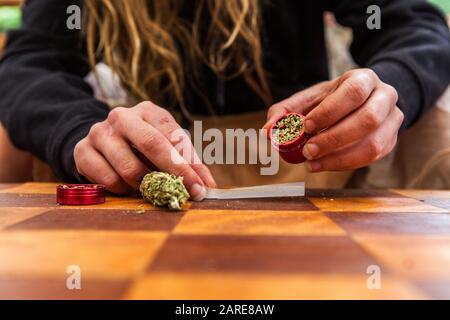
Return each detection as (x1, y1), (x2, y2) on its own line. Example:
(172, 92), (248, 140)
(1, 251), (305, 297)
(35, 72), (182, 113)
(57, 184), (106, 206)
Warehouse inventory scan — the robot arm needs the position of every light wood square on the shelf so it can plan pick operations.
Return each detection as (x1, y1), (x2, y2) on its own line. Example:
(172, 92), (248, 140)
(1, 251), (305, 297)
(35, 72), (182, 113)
(0, 230), (167, 279)
(174, 210), (345, 236)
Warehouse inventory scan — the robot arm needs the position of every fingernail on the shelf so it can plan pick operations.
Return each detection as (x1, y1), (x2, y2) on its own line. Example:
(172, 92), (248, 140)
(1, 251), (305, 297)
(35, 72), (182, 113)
(191, 183), (207, 202)
(303, 144), (319, 160)
(306, 161), (322, 172)
(305, 120), (316, 134)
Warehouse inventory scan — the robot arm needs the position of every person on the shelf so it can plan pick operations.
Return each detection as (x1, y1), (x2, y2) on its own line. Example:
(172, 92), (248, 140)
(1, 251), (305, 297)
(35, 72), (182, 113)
(0, 0), (449, 200)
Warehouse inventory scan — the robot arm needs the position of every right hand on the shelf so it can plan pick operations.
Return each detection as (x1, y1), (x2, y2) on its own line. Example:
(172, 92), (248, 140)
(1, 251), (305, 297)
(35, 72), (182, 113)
(74, 101), (216, 200)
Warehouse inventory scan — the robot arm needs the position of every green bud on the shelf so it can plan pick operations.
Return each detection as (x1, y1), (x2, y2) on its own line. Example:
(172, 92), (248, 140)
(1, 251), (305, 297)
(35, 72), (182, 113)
(140, 172), (190, 211)
(273, 114), (304, 144)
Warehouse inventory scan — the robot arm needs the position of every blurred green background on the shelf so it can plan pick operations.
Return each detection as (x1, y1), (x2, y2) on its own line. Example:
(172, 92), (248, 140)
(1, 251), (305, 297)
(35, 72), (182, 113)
(0, 7), (21, 32)
(431, 0), (450, 14)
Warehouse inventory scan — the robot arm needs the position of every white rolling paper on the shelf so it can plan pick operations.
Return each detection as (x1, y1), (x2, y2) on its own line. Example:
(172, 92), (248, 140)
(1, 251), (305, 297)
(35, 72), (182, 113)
(205, 182), (305, 200)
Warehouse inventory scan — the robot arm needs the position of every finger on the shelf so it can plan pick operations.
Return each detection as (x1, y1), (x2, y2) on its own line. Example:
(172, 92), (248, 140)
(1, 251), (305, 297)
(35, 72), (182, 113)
(303, 84), (397, 160)
(108, 108), (207, 201)
(307, 106), (404, 172)
(304, 69), (378, 134)
(74, 142), (131, 194)
(263, 81), (335, 131)
(89, 123), (149, 190)
(168, 129), (217, 188)
(140, 105), (217, 188)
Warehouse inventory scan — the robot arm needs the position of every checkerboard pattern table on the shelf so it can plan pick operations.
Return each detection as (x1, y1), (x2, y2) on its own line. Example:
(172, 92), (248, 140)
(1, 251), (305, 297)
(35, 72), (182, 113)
(0, 183), (449, 299)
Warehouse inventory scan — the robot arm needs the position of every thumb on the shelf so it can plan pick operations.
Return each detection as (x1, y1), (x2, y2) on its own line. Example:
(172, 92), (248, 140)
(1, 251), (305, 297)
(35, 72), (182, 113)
(263, 81), (334, 130)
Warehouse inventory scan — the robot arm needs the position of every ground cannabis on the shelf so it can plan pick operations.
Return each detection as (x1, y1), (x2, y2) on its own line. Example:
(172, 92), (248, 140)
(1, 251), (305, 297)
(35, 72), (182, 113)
(273, 114), (304, 144)
(140, 172), (190, 211)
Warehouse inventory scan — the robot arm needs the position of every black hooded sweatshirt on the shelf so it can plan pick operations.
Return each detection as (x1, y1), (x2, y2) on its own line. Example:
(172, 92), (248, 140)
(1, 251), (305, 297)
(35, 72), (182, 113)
(0, 0), (449, 182)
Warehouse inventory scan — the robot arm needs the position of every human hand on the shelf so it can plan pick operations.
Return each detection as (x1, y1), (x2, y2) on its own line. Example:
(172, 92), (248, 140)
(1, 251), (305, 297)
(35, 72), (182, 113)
(264, 69), (404, 172)
(74, 101), (216, 199)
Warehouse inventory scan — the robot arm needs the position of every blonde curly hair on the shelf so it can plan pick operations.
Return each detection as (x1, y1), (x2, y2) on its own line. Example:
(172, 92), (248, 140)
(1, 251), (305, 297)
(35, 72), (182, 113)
(84, 0), (272, 119)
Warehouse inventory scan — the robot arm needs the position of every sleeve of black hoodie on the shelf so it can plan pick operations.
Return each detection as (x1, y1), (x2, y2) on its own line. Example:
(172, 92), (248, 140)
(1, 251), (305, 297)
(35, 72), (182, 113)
(326, 0), (450, 129)
(0, 0), (109, 182)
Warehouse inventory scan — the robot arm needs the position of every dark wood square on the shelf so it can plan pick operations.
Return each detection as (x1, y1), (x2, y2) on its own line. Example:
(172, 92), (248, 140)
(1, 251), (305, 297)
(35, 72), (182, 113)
(148, 235), (378, 274)
(0, 276), (129, 300)
(7, 209), (184, 231)
(190, 197), (319, 211)
(415, 281), (450, 300)
(306, 189), (404, 198)
(327, 212), (450, 235)
(0, 184), (21, 191)
(0, 193), (56, 208)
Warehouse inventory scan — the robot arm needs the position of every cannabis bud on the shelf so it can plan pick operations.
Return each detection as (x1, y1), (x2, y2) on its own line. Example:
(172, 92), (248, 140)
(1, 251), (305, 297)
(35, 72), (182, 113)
(140, 172), (190, 211)
(273, 113), (304, 144)
(269, 113), (309, 164)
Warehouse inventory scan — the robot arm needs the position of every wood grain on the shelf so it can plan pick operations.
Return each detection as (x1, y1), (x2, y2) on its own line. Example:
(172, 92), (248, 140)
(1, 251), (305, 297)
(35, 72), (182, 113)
(126, 272), (426, 300)
(354, 235), (450, 281)
(0, 277), (128, 300)
(149, 235), (378, 274)
(310, 197), (447, 213)
(8, 209), (185, 231)
(0, 230), (167, 279)
(0, 183), (449, 299)
(174, 210), (345, 236)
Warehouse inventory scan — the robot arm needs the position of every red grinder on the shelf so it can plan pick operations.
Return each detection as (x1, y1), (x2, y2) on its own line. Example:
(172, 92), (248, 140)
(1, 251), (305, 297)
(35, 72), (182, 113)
(57, 184), (106, 205)
(269, 112), (310, 164)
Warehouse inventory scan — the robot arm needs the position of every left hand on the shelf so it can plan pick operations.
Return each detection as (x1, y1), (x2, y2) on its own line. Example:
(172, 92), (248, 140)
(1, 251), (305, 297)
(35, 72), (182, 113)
(263, 68), (404, 172)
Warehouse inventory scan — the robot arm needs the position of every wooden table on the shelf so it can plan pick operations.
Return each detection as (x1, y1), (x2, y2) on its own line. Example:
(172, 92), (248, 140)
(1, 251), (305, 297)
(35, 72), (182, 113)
(0, 183), (449, 300)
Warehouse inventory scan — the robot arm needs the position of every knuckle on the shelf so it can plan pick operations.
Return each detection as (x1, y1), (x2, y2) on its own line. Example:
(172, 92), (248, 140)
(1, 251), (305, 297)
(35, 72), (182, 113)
(156, 109), (175, 123)
(267, 104), (285, 121)
(159, 107), (173, 118)
(139, 132), (164, 152)
(107, 107), (127, 124)
(367, 138), (384, 161)
(137, 101), (159, 114)
(343, 69), (356, 79)
(398, 113), (405, 127)
(137, 100), (155, 109)
(166, 124), (184, 140)
(319, 102), (335, 123)
(102, 174), (121, 190)
(120, 162), (142, 182)
(73, 145), (86, 173)
(172, 165), (192, 180)
(74, 140), (86, 158)
(73, 141), (92, 174)
(344, 69), (376, 82)
(140, 102), (174, 121)
(89, 122), (105, 138)
(361, 108), (382, 131)
(396, 107), (405, 123)
(361, 68), (378, 82)
(267, 104), (279, 117)
(323, 131), (341, 148)
(345, 79), (369, 105)
(384, 84), (399, 103)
